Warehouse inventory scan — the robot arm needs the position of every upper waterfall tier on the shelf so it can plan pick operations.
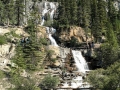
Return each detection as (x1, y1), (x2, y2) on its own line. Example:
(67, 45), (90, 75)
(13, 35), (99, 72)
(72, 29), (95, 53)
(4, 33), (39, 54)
(40, 2), (57, 26)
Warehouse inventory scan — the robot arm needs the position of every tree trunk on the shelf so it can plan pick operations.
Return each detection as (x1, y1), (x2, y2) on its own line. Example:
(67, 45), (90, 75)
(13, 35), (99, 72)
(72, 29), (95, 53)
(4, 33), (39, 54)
(17, 7), (20, 26)
(7, 18), (9, 26)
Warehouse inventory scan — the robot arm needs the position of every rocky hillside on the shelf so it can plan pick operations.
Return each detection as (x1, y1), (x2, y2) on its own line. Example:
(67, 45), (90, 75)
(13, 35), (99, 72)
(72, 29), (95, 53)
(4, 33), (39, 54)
(0, 26), (48, 89)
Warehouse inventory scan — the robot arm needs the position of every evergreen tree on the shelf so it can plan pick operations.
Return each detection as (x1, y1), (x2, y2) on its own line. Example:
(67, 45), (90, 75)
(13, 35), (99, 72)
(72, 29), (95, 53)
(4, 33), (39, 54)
(40, 74), (59, 89)
(108, 0), (117, 23)
(57, 0), (67, 28)
(97, 0), (107, 34)
(106, 22), (118, 47)
(86, 62), (120, 90)
(6, 0), (16, 25)
(91, 0), (101, 42)
(64, 0), (71, 26)
(77, 0), (83, 26)
(70, 0), (77, 25)
(15, 0), (24, 26)
(82, 0), (91, 40)
(12, 45), (26, 69)
(0, 0), (5, 25)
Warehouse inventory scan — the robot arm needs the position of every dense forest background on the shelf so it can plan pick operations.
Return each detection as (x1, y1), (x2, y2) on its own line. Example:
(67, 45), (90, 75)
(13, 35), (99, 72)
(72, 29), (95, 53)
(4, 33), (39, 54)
(0, 0), (120, 44)
(0, 0), (120, 90)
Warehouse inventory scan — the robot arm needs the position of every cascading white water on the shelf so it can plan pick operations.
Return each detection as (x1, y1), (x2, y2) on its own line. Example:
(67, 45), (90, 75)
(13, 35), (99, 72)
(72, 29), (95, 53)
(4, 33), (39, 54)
(41, 2), (49, 25)
(40, 1), (90, 89)
(72, 50), (89, 73)
(61, 50), (90, 88)
(49, 2), (56, 20)
(49, 34), (58, 46)
(41, 2), (56, 25)
(41, 2), (58, 47)
(46, 27), (58, 47)
(50, 9), (55, 20)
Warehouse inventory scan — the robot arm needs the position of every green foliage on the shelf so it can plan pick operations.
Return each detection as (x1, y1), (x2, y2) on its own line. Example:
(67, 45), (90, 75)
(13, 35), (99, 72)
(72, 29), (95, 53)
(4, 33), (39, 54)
(39, 38), (48, 45)
(0, 0), (5, 25)
(69, 36), (79, 47)
(8, 68), (23, 86)
(13, 18), (46, 71)
(12, 45), (26, 69)
(95, 43), (119, 68)
(85, 69), (106, 89)
(86, 62), (120, 90)
(40, 74), (59, 89)
(0, 70), (5, 79)
(45, 50), (58, 65)
(44, 14), (52, 26)
(8, 68), (39, 90)
(15, 0), (24, 26)
(44, 20), (52, 27)
(13, 78), (38, 90)
(56, 0), (78, 29)
(10, 31), (19, 38)
(106, 22), (118, 47)
(0, 35), (7, 45)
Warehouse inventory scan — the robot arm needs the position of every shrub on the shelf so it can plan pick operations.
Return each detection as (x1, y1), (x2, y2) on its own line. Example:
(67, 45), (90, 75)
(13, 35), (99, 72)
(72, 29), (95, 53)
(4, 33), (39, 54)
(10, 30), (19, 38)
(40, 74), (59, 89)
(39, 38), (47, 45)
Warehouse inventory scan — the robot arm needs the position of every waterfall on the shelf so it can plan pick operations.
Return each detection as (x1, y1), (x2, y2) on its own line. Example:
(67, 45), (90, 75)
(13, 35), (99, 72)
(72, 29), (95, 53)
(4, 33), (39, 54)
(49, 34), (58, 46)
(40, 2), (58, 47)
(41, 2), (49, 25)
(49, 2), (56, 20)
(61, 50), (90, 88)
(72, 50), (89, 73)
(41, 2), (56, 25)
(40, 1), (90, 89)
(46, 27), (58, 47)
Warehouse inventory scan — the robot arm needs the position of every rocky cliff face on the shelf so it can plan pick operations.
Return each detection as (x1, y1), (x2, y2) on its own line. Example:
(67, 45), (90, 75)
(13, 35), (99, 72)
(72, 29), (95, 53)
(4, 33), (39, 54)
(22, 0), (58, 25)
(56, 26), (92, 44)
(0, 26), (48, 89)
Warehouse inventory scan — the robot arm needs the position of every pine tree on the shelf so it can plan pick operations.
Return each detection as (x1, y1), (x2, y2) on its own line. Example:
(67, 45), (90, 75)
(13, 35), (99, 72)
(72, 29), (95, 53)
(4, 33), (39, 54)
(108, 0), (117, 23)
(70, 0), (77, 25)
(15, 0), (24, 26)
(64, 0), (71, 26)
(82, 0), (91, 40)
(91, 0), (101, 42)
(0, 0), (4, 25)
(57, 0), (67, 28)
(6, 0), (16, 25)
(97, 0), (107, 34)
(77, 0), (83, 26)
(106, 22), (118, 47)
(23, 17), (43, 70)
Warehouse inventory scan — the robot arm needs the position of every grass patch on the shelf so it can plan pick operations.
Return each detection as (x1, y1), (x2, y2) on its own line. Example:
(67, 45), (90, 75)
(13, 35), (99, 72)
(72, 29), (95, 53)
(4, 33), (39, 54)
(0, 35), (7, 45)
(10, 30), (19, 38)
(0, 70), (5, 79)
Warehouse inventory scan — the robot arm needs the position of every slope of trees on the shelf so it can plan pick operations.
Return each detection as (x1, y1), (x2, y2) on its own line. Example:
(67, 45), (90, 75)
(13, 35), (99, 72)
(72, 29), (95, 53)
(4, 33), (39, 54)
(85, 62), (120, 90)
